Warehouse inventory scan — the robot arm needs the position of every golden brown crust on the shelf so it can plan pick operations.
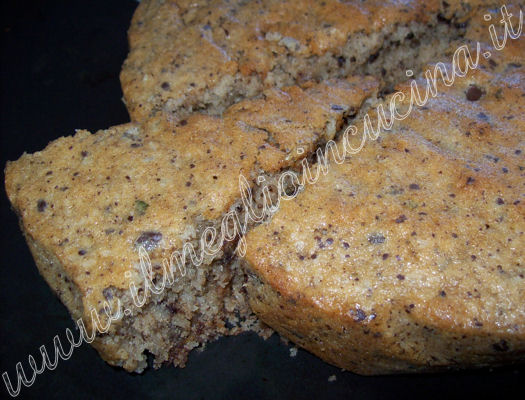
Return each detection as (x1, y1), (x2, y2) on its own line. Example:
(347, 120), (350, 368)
(244, 26), (525, 373)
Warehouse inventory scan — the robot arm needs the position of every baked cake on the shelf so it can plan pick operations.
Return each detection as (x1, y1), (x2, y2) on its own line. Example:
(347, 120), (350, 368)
(4, 0), (524, 374)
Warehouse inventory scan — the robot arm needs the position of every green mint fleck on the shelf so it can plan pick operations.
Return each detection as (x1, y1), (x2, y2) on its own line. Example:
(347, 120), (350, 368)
(135, 200), (149, 216)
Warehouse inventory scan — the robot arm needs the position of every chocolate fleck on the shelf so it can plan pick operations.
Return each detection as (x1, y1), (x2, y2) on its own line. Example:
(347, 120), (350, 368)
(466, 85), (483, 101)
(368, 233), (385, 244)
(135, 231), (163, 251)
(102, 288), (113, 301)
(353, 309), (367, 322)
(37, 199), (47, 212)
(395, 215), (407, 223)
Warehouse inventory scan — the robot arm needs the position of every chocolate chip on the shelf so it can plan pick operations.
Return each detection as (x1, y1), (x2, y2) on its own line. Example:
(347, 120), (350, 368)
(353, 309), (367, 322)
(161, 82), (170, 91)
(382, 253), (389, 260)
(496, 198), (505, 205)
(102, 288), (114, 301)
(368, 234), (385, 244)
(409, 183), (420, 190)
(466, 177), (475, 185)
(368, 52), (379, 63)
(37, 199), (47, 212)
(396, 274), (405, 280)
(135, 231), (163, 251)
(395, 215), (407, 223)
(78, 249), (87, 256)
(466, 85), (483, 101)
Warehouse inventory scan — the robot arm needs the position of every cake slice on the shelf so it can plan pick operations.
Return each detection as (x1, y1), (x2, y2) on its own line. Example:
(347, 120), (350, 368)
(242, 20), (525, 373)
(5, 77), (377, 372)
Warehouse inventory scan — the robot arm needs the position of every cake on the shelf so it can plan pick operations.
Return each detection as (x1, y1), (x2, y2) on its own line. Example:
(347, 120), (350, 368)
(4, 0), (524, 374)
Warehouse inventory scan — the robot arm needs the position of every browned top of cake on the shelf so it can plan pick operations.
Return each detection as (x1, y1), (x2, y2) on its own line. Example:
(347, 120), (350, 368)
(244, 32), (525, 339)
(121, 0), (444, 121)
(4, 77), (377, 320)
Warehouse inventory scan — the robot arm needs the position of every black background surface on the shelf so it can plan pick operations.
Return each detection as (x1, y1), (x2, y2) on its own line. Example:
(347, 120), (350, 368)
(0, 1), (523, 399)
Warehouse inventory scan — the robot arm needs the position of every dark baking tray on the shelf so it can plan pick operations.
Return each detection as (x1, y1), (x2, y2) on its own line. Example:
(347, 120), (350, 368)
(1, 1), (523, 399)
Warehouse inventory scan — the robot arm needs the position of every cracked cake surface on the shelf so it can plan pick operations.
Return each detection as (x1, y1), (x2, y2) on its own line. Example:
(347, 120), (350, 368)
(121, 0), (497, 123)
(243, 18), (525, 373)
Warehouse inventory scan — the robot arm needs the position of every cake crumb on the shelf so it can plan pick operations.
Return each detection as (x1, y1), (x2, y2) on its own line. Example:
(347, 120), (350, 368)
(328, 375), (337, 382)
(289, 347), (298, 357)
